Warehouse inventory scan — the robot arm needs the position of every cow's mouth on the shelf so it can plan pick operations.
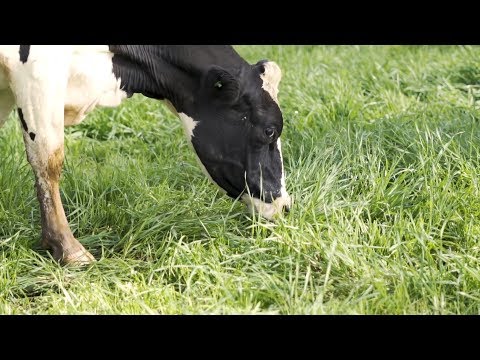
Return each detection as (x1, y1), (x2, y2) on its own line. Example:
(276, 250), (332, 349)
(241, 193), (291, 220)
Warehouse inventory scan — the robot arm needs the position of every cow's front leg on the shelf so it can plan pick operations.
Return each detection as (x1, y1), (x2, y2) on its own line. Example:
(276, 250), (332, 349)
(10, 53), (95, 265)
(26, 138), (95, 265)
(20, 114), (95, 265)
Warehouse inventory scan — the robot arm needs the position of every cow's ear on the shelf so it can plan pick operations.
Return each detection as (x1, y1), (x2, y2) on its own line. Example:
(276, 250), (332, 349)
(203, 65), (240, 103)
(254, 60), (282, 103)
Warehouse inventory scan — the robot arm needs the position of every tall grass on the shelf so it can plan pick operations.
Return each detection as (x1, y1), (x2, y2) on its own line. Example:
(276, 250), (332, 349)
(1, 45), (480, 314)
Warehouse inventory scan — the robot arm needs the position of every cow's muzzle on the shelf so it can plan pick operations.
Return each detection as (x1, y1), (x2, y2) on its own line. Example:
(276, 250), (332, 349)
(241, 193), (292, 220)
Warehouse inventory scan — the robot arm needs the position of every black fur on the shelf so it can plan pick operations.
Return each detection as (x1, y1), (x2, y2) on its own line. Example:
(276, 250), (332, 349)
(109, 45), (284, 202)
(19, 45), (30, 63)
(17, 108), (28, 132)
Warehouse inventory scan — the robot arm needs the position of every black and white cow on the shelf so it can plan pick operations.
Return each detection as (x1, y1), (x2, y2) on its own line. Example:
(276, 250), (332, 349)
(0, 45), (291, 265)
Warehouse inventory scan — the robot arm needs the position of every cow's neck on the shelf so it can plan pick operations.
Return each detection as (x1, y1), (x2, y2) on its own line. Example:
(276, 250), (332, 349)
(108, 45), (247, 114)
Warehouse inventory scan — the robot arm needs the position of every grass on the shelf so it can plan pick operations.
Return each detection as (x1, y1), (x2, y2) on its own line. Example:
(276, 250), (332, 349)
(1, 45), (480, 314)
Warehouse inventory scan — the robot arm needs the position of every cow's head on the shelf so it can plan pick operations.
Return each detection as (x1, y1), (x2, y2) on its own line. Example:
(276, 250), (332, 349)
(178, 59), (291, 219)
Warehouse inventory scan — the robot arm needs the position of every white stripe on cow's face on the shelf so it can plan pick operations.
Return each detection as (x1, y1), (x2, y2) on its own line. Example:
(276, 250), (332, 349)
(277, 138), (289, 199)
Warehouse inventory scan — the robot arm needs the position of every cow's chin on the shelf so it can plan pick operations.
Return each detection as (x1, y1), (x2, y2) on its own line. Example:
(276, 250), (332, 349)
(241, 193), (292, 220)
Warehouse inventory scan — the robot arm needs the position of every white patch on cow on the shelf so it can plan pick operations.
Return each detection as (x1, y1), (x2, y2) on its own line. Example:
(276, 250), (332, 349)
(276, 138), (289, 200)
(260, 61), (282, 104)
(178, 112), (199, 139)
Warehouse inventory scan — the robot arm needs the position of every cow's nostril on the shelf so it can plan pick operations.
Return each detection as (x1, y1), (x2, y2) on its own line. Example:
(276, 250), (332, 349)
(283, 204), (290, 214)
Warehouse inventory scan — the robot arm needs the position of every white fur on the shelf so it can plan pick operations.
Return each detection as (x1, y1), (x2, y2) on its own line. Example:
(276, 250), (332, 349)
(178, 112), (199, 139)
(277, 138), (289, 199)
(260, 61), (282, 104)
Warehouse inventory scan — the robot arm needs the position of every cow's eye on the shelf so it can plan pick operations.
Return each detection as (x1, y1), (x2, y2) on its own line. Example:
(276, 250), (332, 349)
(241, 114), (248, 121)
(265, 127), (276, 139)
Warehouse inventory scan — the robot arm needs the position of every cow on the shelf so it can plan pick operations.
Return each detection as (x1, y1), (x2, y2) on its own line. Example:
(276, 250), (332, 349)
(0, 45), (291, 265)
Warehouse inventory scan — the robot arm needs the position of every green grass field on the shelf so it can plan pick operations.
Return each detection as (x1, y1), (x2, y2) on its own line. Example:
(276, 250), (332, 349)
(1, 45), (480, 314)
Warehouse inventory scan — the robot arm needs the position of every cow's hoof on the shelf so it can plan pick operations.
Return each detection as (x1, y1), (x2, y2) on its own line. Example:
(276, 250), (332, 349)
(61, 249), (96, 266)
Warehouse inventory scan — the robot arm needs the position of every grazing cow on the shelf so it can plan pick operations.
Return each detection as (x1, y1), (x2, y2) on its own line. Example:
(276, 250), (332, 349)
(0, 45), (291, 265)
